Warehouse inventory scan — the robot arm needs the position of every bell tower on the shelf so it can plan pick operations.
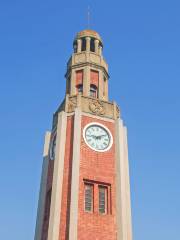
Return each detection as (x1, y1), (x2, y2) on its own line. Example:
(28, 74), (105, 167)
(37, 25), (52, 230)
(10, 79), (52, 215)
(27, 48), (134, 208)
(34, 29), (132, 240)
(66, 29), (108, 101)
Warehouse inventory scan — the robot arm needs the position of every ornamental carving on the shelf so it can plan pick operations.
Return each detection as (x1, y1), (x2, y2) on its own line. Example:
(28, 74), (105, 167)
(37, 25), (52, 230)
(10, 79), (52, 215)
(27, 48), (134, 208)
(68, 97), (77, 112)
(89, 99), (105, 116)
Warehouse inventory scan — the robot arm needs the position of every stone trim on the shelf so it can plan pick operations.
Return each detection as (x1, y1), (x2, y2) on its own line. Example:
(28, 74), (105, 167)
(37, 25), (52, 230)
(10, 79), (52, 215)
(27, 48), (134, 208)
(115, 119), (132, 240)
(68, 108), (82, 240)
(34, 131), (51, 240)
(123, 127), (133, 240)
(47, 111), (67, 240)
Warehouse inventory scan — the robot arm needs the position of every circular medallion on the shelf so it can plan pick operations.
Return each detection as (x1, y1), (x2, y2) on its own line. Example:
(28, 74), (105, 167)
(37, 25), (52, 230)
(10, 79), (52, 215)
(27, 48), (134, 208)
(83, 122), (113, 152)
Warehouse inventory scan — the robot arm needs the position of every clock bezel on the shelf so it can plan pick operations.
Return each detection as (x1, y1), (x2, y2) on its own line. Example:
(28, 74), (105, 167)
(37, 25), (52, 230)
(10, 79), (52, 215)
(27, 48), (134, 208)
(83, 122), (113, 152)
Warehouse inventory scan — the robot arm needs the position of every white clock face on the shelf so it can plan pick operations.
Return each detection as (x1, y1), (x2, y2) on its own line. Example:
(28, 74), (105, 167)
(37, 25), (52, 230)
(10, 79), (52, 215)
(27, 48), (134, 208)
(83, 123), (113, 152)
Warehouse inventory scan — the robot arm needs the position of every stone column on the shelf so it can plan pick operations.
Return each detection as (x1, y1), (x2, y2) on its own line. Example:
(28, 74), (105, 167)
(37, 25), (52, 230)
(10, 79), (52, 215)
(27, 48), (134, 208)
(99, 46), (102, 55)
(105, 77), (109, 101)
(77, 39), (82, 53)
(83, 65), (90, 96)
(115, 119), (132, 240)
(69, 108), (82, 240)
(70, 69), (76, 95)
(98, 70), (103, 99)
(95, 39), (99, 54)
(34, 132), (51, 240)
(123, 127), (133, 240)
(47, 111), (67, 240)
(86, 37), (91, 52)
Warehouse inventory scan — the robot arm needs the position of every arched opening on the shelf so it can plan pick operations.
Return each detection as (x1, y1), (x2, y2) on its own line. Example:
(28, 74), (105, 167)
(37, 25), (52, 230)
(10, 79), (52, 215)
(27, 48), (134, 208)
(90, 38), (95, 52)
(76, 84), (83, 94)
(81, 38), (86, 51)
(90, 84), (98, 98)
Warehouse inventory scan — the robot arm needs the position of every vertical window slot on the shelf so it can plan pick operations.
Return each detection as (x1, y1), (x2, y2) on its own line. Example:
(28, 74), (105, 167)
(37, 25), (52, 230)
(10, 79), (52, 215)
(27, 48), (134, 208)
(99, 186), (107, 214)
(84, 184), (93, 212)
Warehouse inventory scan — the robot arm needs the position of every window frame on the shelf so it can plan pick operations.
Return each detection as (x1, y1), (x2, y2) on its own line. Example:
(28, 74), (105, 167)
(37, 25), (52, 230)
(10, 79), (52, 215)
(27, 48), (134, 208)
(98, 185), (108, 215)
(84, 183), (94, 213)
(76, 84), (83, 94)
(90, 84), (98, 98)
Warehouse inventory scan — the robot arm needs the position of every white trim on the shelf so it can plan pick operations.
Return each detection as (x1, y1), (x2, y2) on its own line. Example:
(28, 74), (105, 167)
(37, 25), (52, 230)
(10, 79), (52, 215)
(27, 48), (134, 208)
(69, 108), (82, 240)
(47, 111), (67, 240)
(83, 122), (113, 152)
(34, 131), (51, 240)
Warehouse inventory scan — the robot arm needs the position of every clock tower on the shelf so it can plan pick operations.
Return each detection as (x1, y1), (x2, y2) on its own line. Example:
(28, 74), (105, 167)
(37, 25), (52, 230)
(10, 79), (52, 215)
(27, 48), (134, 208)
(34, 29), (132, 240)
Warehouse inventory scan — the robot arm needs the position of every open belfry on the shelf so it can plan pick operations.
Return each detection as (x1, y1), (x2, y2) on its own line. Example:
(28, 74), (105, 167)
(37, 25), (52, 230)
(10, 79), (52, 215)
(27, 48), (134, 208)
(34, 29), (132, 240)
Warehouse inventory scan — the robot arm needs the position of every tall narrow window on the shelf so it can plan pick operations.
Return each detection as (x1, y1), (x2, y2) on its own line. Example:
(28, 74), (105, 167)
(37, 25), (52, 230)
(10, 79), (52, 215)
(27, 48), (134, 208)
(90, 38), (95, 52)
(76, 84), (83, 94)
(90, 84), (97, 98)
(81, 38), (86, 51)
(99, 186), (107, 214)
(84, 184), (93, 212)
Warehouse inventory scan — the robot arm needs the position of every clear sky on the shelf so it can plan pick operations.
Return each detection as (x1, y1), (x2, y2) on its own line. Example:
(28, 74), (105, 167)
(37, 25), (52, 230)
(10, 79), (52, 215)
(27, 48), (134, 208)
(0, 0), (180, 239)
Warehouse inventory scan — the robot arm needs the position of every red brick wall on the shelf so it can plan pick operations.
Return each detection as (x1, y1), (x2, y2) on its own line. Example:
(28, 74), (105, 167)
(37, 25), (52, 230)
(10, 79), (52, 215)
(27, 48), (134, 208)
(41, 114), (117, 240)
(76, 70), (83, 86)
(90, 70), (99, 88)
(77, 116), (117, 240)
(59, 116), (74, 240)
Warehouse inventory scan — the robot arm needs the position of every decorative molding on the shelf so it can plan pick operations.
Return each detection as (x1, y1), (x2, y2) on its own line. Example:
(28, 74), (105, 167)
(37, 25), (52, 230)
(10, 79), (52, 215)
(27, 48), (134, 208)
(89, 99), (105, 116)
(68, 97), (77, 112)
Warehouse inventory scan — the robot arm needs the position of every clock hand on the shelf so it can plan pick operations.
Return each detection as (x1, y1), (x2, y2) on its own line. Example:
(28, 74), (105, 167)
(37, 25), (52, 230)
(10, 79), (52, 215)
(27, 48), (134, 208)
(86, 134), (97, 139)
(97, 134), (107, 138)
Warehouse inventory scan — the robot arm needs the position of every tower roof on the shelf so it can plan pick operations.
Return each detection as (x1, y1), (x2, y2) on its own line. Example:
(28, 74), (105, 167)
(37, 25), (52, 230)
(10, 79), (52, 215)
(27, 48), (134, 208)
(75, 29), (102, 43)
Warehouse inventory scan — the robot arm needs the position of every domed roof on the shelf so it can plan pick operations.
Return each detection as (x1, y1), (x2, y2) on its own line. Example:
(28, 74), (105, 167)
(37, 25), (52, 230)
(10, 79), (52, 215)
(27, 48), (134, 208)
(75, 29), (102, 42)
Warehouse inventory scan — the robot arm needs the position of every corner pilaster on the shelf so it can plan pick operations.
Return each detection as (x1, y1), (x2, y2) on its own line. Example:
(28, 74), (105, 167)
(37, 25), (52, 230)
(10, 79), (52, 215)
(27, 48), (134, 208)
(47, 111), (67, 240)
(69, 108), (82, 240)
(115, 119), (132, 240)
(34, 131), (51, 240)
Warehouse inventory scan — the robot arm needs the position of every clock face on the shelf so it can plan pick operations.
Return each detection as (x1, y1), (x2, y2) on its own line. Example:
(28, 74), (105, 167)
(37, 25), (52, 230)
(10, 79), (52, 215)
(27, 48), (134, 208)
(83, 123), (113, 152)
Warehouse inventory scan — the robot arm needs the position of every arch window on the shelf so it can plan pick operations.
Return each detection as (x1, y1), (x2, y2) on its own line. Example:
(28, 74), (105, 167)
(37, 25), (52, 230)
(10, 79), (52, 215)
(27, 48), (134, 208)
(76, 84), (83, 94)
(81, 38), (86, 51)
(90, 38), (95, 52)
(90, 84), (98, 98)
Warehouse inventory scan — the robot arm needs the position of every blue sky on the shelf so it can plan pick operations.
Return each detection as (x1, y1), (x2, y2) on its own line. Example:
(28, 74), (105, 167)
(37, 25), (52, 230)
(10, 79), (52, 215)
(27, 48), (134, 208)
(0, 0), (180, 239)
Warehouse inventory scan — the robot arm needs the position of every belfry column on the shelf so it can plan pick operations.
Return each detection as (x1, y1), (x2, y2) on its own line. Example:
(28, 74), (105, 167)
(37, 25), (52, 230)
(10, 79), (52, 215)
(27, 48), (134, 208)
(86, 37), (91, 51)
(77, 39), (82, 53)
(83, 66), (90, 96)
(95, 39), (99, 54)
(98, 70), (104, 99)
(70, 69), (76, 95)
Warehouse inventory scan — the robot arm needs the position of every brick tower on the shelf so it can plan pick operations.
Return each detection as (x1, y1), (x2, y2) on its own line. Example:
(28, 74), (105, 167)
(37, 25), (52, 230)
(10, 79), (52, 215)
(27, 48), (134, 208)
(34, 29), (132, 240)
